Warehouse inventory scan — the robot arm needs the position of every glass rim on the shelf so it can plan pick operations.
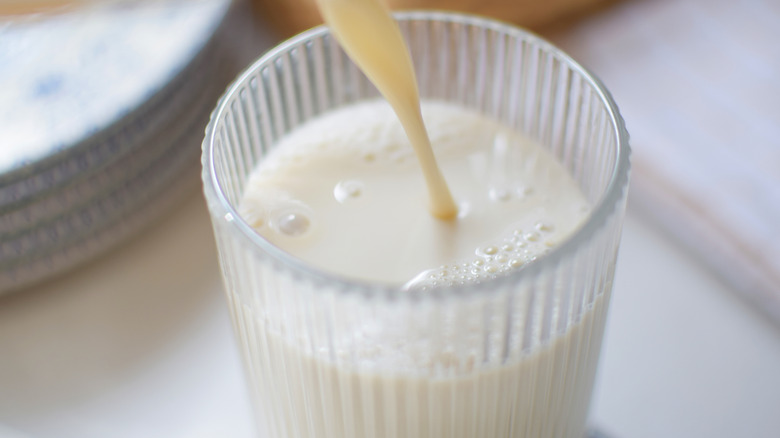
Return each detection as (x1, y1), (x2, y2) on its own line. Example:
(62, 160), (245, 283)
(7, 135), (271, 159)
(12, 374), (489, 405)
(202, 11), (631, 300)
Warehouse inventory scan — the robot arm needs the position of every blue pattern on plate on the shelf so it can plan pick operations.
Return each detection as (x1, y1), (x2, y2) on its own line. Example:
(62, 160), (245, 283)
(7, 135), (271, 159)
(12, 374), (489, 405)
(0, 0), (229, 174)
(0, 33), (219, 210)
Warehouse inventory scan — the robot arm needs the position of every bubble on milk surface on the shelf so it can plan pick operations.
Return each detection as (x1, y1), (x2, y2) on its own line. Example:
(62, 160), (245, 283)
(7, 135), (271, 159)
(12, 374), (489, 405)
(402, 220), (559, 292)
(535, 221), (554, 232)
(489, 187), (511, 202)
(268, 202), (314, 237)
(334, 180), (365, 203)
(277, 213), (310, 236)
(524, 231), (540, 242)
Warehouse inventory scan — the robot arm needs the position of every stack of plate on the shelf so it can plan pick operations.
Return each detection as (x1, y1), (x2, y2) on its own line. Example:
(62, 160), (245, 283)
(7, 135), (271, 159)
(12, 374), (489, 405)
(0, 0), (264, 292)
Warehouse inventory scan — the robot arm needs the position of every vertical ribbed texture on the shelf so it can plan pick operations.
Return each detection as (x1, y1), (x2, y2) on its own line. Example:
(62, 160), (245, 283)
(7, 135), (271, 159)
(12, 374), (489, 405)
(202, 12), (629, 438)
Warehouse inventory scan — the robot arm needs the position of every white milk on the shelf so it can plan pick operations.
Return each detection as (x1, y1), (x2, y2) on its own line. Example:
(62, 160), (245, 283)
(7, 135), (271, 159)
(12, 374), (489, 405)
(235, 101), (602, 438)
(240, 101), (589, 285)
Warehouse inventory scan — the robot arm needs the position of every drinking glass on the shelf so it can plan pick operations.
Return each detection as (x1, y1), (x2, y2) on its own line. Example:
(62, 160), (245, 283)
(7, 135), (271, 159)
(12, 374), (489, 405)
(202, 12), (630, 438)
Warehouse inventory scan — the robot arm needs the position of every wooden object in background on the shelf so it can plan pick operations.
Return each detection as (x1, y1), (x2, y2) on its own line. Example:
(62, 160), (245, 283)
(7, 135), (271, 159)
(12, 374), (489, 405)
(252, 0), (610, 36)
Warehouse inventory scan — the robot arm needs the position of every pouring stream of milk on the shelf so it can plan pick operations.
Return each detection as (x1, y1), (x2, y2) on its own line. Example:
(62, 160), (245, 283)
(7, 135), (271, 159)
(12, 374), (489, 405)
(313, 0), (459, 220)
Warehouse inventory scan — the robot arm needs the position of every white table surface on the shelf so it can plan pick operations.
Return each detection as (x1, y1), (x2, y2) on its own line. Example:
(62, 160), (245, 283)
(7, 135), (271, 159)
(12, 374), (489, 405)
(1, 191), (779, 438)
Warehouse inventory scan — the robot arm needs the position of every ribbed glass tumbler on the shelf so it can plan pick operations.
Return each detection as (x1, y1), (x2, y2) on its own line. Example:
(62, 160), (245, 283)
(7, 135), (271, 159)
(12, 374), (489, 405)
(202, 12), (630, 438)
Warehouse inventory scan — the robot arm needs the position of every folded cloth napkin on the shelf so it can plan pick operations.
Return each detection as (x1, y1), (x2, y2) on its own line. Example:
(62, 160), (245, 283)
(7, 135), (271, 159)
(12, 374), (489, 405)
(546, 0), (780, 324)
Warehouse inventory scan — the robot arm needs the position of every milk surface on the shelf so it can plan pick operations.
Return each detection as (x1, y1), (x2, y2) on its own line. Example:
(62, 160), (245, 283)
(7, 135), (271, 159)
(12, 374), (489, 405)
(240, 101), (590, 286)
(234, 101), (601, 438)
